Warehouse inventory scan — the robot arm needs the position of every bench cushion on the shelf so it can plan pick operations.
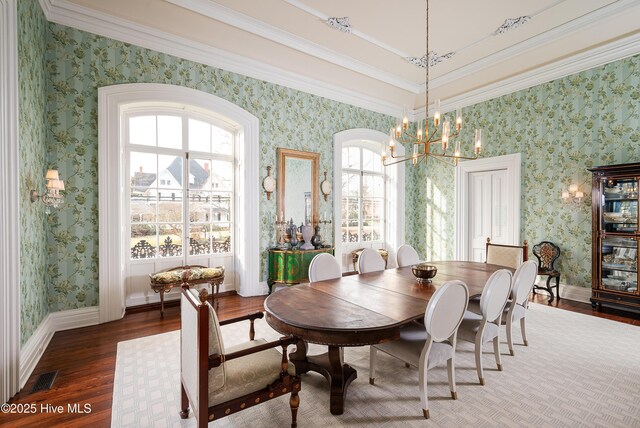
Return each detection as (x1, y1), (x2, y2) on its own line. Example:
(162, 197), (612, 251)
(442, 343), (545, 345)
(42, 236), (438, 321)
(151, 266), (225, 284)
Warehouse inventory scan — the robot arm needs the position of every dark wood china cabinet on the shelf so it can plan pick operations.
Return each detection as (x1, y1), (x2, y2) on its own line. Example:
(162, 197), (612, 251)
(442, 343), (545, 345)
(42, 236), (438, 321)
(589, 163), (640, 312)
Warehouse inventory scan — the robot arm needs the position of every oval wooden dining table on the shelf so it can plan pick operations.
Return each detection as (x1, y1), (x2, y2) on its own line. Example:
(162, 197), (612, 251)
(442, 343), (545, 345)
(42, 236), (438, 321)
(264, 260), (511, 415)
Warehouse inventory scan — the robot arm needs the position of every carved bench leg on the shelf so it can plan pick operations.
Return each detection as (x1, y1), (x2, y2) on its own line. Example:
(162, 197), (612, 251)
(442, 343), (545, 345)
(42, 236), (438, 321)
(160, 289), (165, 317)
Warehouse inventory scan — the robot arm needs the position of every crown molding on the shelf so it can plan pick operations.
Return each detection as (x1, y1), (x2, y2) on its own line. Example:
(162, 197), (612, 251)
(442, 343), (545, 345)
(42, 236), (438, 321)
(416, 31), (640, 118)
(166, 0), (420, 93)
(424, 0), (640, 92)
(39, 0), (404, 117)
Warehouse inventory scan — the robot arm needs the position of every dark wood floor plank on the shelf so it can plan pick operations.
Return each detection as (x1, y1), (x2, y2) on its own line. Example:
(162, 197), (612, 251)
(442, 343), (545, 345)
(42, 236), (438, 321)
(3, 292), (637, 427)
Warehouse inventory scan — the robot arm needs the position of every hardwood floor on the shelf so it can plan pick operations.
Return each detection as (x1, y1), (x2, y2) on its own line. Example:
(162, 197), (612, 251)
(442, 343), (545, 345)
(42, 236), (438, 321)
(4, 293), (639, 427)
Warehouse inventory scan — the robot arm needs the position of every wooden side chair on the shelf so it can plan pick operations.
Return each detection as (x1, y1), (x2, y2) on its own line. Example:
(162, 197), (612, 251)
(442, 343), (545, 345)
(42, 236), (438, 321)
(180, 285), (301, 428)
(532, 241), (561, 303)
(485, 238), (528, 270)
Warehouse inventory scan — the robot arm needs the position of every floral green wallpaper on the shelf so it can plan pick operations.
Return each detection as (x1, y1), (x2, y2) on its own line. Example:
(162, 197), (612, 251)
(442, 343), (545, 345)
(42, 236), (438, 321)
(44, 23), (411, 310)
(18, 0), (49, 344)
(424, 54), (640, 287)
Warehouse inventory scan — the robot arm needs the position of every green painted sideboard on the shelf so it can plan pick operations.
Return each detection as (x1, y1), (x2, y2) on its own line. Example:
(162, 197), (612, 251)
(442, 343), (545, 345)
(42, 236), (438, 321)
(268, 247), (334, 292)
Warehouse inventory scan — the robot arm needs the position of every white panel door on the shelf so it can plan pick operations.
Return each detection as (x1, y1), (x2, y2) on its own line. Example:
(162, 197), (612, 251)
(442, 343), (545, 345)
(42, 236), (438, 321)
(468, 168), (508, 262)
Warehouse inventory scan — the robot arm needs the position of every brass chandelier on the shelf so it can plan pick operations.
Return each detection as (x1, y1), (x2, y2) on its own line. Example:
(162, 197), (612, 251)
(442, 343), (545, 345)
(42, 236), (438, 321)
(382, 0), (482, 167)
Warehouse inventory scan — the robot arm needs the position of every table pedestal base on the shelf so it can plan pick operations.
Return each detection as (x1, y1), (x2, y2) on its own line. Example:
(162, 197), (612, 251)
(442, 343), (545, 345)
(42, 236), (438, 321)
(290, 340), (357, 415)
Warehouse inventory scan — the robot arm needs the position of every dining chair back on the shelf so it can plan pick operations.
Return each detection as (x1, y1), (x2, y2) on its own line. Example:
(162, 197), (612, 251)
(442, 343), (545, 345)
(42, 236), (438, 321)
(396, 244), (420, 268)
(457, 268), (512, 385)
(369, 280), (469, 419)
(357, 248), (386, 273)
(485, 238), (528, 270)
(505, 260), (538, 355)
(308, 253), (342, 282)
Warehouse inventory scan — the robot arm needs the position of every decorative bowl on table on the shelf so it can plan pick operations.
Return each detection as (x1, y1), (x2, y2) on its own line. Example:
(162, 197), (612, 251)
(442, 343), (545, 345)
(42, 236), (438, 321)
(411, 263), (437, 284)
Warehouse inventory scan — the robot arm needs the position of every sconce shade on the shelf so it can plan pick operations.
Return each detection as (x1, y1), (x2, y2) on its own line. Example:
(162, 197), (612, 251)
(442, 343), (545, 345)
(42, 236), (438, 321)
(58, 180), (65, 191)
(45, 169), (60, 180)
(46, 179), (60, 189)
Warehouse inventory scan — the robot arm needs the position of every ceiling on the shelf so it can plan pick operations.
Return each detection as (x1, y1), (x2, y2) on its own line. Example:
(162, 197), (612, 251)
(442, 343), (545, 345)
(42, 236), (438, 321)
(55, 0), (640, 116)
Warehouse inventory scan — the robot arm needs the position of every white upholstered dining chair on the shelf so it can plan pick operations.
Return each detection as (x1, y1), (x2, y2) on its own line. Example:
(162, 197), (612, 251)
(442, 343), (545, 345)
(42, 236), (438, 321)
(368, 280), (469, 419)
(308, 253), (342, 282)
(396, 244), (420, 267)
(457, 269), (512, 385)
(468, 260), (538, 356)
(357, 248), (386, 273)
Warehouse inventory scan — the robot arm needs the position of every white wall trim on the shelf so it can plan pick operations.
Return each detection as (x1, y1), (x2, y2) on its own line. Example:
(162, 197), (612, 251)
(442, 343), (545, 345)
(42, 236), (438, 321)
(19, 314), (54, 389)
(99, 83), (260, 323)
(19, 307), (99, 389)
(166, 0), (419, 93)
(39, 0), (403, 118)
(332, 129), (405, 271)
(554, 284), (591, 304)
(455, 153), (521, 260)
(426, 0), (640, 92)
(0, 0), (20, 404)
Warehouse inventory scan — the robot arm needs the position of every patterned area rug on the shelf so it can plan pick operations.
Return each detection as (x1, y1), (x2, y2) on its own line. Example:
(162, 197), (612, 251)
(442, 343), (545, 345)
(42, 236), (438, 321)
(111, 304), (640, 427)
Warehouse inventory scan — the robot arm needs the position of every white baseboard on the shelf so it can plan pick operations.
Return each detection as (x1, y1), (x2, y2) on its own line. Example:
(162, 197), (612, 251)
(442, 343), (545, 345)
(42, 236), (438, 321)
(19, 315), (54, 388)
(19, 306), (99, 388)
(534, 280), (592, 304)
(559, 284), (592, 304)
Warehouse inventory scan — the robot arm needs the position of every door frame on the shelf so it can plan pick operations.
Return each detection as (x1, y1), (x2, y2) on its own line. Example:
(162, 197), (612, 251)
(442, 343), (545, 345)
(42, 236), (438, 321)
(455, 153), (521, 260)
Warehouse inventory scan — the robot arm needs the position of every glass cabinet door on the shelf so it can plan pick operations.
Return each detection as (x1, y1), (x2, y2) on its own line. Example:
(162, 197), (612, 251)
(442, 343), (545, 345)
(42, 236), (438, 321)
(602, 178), (638, 233)
(600, 236), (638, 293)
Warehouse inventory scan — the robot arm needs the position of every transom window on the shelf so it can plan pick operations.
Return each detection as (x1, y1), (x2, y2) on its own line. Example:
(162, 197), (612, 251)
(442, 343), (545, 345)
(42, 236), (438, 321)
(127, 111), (235, 260)
(341, 145), (385, 244)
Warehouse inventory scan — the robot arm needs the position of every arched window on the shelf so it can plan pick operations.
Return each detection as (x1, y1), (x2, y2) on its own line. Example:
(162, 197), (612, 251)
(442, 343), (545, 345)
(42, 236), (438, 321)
(341, 144), (385, 244)
(333, 129), (405, 271)
(99, 84), (259, 323)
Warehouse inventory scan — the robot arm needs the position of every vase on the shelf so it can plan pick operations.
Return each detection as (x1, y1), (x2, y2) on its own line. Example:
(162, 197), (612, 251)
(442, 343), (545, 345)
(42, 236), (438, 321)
(300, 224), (314, 250)
(288, 224), (298, 247)
(310, 225), (322, 248)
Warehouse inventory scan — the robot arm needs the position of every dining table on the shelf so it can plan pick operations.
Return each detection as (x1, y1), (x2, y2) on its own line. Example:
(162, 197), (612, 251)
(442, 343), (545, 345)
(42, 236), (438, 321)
(263, 260), (512, 415)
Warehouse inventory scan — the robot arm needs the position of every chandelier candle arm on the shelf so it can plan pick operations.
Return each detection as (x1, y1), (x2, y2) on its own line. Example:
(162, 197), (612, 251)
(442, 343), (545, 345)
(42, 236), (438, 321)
(382, 0), (483, 168)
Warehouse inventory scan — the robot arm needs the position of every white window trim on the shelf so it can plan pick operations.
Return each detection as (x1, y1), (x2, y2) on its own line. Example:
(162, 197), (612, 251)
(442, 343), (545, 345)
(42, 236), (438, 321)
(333, 129), (405, 270)
(0, 0), (20, 403)
(98, 83), (260, 323)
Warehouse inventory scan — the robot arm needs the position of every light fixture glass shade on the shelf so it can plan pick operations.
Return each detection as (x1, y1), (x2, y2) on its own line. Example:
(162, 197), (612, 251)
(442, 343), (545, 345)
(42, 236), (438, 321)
(58, 180), (65, 191)
(45, 169), (59, 180)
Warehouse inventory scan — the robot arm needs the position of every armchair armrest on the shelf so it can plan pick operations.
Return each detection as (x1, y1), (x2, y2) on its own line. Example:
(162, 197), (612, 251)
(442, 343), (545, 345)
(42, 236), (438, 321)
(208, 336), (297, 369)
(219, 311), (265, 341)
(219, 311), (264, 326)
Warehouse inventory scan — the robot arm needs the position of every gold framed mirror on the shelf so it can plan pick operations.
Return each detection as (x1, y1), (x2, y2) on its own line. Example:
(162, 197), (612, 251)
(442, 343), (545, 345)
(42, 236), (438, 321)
(277, 148), (320, 226)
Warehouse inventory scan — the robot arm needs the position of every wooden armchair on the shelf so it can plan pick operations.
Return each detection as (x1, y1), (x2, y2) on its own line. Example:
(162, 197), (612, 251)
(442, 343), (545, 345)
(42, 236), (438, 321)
(485, 238), (528, 270)
(180, 286), (301, 427)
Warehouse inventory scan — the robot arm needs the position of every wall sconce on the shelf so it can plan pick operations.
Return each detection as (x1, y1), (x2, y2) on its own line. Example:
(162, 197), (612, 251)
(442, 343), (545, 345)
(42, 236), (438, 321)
(30, 169), (65, 213)
(562, 184), (584, 207)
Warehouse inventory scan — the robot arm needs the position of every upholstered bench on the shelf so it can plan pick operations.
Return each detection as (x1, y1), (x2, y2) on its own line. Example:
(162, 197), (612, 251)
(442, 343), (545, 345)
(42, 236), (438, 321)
(149, 265), (224, 316)
(351, 248), (389, 272)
